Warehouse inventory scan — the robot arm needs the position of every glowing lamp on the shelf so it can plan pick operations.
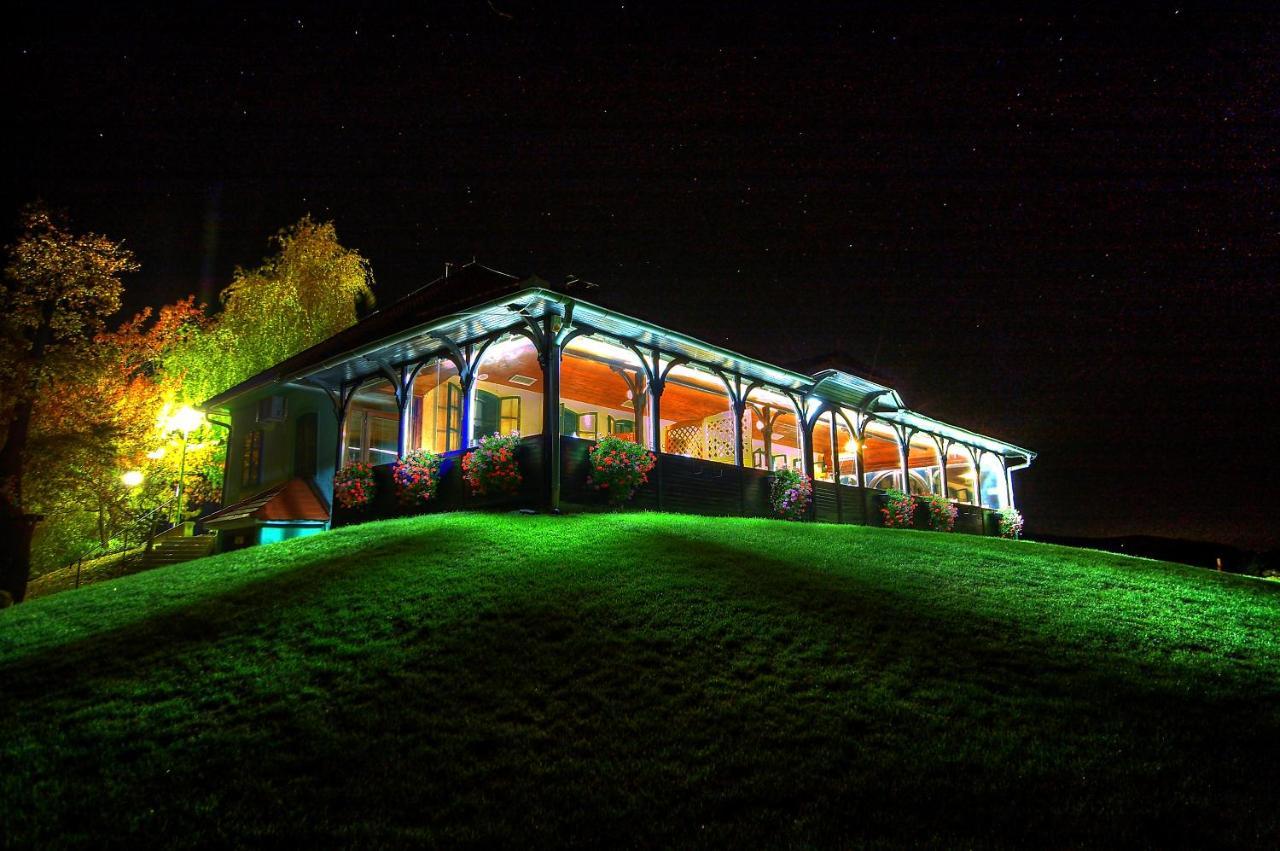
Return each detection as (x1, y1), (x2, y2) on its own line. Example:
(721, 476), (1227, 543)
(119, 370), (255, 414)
(121, 470), (144, 488)
(167, 405), (204, 435)
(146, 448), (166, 459)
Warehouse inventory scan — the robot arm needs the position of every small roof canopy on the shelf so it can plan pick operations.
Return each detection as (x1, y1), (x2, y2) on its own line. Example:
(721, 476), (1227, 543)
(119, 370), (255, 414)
(203, 478), (330, 528)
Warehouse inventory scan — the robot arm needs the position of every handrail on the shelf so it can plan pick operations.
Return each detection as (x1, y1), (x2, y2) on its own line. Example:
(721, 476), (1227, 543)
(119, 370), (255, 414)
(70, 495), (179, 590)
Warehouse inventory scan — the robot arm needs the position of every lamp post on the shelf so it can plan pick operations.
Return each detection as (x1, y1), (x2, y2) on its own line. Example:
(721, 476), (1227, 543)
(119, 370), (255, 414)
(167, 406), (204, 528)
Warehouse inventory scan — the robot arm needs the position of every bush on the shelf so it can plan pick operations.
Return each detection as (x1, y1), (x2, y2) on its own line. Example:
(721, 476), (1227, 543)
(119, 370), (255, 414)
(770, 468), (812, 521)
(334, 462), (376, 510)
(588, 436), (656, 507)
(921, 493), (958, 532)
(881, 489), (916, 528)
(998, 507), (1025, 539)
(462, 432), (523, 496)
(392, 449), (443, 506)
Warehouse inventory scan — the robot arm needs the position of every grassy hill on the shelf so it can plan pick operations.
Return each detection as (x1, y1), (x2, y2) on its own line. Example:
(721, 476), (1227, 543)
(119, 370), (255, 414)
(2, 513), (1277, 848)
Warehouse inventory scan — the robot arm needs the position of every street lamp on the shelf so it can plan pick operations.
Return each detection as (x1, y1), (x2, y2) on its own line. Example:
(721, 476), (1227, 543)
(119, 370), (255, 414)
(121, 470), (144, 488)
(166, 405), (204, 527)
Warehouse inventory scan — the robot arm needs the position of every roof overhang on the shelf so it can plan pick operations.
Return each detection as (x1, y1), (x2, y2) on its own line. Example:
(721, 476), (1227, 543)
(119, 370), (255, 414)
(199, 272), (1032, 465)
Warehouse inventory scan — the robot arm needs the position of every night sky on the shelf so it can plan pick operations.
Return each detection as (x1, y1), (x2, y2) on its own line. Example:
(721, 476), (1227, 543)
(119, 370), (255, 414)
(8, 5), (1277, 549)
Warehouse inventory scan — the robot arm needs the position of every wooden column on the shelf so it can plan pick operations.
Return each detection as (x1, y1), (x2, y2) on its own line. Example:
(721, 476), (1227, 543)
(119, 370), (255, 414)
(646, 349), (666, 511)
(899, 429), (911, 495)
(541, 317), (562, 512)
(830, 410), (842, 523)
(939, 441), (950, 500)
(801, 412), (816, 521)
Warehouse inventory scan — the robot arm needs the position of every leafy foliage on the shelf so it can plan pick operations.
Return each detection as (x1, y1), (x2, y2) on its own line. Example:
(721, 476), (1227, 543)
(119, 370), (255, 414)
(920, 493), (958, 532)
(998, 507), (1025, 539)
(392, 450), (443, 506)
(462, 432), (522, 496)
(334, 463), (376, 510)
(1, 205), (139, 598)
(880, 488), (916, 528)
(587, 435), (656, 506)
(769, 467), (812, 521)
(173, 216), (374, 404)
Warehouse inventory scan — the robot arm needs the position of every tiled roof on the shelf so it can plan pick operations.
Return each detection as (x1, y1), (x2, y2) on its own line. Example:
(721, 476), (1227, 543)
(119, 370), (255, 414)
(203, 478), (330, 526)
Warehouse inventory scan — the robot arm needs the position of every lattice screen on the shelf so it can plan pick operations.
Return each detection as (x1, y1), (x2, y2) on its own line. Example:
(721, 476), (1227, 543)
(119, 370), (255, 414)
(703, 410), (736, 463)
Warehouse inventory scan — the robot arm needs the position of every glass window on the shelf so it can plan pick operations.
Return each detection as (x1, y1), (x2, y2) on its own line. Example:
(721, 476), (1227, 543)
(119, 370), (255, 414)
(862, 420), (903, 491)
(561, 334), (648, 446)
(906, 434), (943, 495)
(979, 452), (1009, 509)
(344, 377), (399, 466)
(470, 334), (544, 442)
(945, 447), (978, 504)
(744, 388), (801, 472)
(500, 396), (521, 435)
(659, 362), (733, 461)
(241, 429), (263, 487)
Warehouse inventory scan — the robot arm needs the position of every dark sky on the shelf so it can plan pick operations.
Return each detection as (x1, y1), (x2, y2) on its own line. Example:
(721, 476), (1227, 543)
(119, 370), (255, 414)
(8, 5), (1278, 549)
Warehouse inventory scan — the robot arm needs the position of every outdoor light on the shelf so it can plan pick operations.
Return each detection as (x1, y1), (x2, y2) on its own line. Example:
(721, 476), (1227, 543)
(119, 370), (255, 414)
(146, 447), (166, 459)
(167, 405), (204, 435)
(165, 405), (204, 526)
(121, 470), (144, 488)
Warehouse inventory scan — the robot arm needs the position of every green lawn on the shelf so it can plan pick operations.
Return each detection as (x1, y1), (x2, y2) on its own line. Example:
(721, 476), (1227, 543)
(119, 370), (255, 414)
(2, 513), (1277, 848)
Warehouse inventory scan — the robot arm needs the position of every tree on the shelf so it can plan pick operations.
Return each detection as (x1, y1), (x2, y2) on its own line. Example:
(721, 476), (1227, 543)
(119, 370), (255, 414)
(1, 204), (138, 602)
(175, 216), (374, 404)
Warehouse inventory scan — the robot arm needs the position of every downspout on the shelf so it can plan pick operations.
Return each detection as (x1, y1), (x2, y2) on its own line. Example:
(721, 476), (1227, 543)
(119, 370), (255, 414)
(1004, 455), (1033, 510)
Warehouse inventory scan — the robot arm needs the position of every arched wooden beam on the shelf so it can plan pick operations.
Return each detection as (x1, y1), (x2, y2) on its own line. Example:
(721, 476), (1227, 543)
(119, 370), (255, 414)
(556, 325), (588, 356)
(655, 355), (690, 389)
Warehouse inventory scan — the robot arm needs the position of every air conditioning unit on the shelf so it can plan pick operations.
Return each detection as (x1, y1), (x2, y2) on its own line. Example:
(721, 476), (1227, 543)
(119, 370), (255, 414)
(256, 395), (287, 423)
(508, 374), (537, 387)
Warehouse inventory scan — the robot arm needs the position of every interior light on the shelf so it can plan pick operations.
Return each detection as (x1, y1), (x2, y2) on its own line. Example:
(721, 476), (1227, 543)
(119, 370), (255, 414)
(476, 373), (489, 381)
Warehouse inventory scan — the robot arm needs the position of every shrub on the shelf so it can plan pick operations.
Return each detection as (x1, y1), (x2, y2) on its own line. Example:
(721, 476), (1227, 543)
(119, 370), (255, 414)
(998, 507), (1025, 539)
(334, 462), (376, 510)
(881, 488), (916, 528)
(462, 432), (523, 496)
(392, 449), (443, 506)
(770, 468), (812, 521)
(588, 436), (656, 507)
(921, 493), (958, 532)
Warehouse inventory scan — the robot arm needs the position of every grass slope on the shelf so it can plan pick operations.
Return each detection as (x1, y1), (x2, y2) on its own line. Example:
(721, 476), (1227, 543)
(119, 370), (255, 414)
(2, 513), (1277, 848)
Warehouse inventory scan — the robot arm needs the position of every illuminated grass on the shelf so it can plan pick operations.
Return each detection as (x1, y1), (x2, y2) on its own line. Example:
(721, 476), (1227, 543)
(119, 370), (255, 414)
(2, 513), (1277, 847)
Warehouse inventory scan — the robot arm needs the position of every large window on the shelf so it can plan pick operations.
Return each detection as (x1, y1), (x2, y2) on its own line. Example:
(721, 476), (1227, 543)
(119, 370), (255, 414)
(906, 433), (943, 495)
(657, 362), (734, 461)
(979, 452), (1009, 509)
(744, 388), (802, 472)
(407, 358), (463, 454)
(471, 334), (544, 441)
(344, 377), (399, 466)
(561, 334), (648, 447)
(862, 419), (903, 490)
(945, 446), (978, 504)
(241, 429), (263, 487)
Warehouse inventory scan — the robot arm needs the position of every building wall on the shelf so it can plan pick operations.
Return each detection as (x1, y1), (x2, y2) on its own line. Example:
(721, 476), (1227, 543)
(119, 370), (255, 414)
(222, 385), (339, 510)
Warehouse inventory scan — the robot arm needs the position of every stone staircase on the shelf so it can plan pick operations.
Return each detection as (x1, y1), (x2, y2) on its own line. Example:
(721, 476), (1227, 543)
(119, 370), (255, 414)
(136, 535), (217, 570)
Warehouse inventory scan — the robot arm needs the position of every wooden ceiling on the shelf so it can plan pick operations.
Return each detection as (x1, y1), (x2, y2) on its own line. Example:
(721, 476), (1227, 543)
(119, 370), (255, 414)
(370, 346), (986, 473)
